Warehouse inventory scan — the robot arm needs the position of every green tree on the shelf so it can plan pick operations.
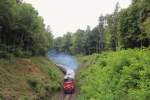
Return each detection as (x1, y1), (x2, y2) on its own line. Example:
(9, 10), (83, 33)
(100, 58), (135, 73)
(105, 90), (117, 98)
(118, 0), (150, 48)
(71, 29), (86, 54)
(105, 2), (120, 50)
(53, 37), (63, 52)
(98, 15), (105, 52)
(61, 32), (72, 53)
(0, 0), (53, 57)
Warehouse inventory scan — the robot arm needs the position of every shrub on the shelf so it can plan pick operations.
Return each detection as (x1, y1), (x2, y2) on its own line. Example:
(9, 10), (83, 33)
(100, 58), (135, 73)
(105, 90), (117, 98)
(27, 77), (42, 92)
(78, 49), (150, 100)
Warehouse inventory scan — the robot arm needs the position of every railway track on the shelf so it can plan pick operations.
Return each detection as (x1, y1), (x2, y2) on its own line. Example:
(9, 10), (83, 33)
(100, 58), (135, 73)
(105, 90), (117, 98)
(63, 94), (73, 100)
(55, 64), (76, 100)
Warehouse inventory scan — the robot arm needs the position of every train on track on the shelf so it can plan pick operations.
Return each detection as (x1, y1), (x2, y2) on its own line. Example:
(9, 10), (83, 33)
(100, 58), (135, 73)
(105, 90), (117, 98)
(63, 69), (75, 94)
(55, 64), (75, 94)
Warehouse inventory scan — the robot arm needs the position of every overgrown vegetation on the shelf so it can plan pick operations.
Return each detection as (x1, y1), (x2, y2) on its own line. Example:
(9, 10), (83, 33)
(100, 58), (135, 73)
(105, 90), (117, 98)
(0, 57), (63, 99)
(77, 49), (150, 100)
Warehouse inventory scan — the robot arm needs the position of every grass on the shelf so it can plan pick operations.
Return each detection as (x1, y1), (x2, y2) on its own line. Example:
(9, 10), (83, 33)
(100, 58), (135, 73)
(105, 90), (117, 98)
(0, 56), (63, 100)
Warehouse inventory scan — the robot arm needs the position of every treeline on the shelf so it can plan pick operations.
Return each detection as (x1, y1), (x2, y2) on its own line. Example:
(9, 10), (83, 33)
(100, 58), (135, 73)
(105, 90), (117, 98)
(0, 0), (53, 58)
(53, 0), (150, 55)
(0, 0), (149, 57)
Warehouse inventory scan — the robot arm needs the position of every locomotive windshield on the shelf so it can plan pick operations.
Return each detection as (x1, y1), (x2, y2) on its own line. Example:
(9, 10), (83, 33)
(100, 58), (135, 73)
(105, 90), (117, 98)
(64, 78), (74, 82)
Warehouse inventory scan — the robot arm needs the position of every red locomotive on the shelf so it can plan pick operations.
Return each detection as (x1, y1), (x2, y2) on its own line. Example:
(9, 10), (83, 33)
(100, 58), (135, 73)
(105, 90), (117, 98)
(63, 69), (75, 94)
(63, 77), (75, 94)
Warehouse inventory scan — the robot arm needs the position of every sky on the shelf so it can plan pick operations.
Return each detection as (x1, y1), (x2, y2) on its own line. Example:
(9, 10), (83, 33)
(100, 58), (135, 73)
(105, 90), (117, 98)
(24, 0), (131, 37)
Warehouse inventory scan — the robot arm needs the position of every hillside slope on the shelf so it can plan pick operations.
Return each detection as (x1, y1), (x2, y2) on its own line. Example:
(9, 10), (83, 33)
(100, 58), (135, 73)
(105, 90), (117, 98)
(0, 57), (63, 99)
(77, 49), (150, 100)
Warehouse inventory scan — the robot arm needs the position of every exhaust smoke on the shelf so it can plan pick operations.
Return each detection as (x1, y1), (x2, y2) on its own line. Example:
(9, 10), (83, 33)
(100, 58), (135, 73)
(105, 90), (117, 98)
(48, 50), (78, 71)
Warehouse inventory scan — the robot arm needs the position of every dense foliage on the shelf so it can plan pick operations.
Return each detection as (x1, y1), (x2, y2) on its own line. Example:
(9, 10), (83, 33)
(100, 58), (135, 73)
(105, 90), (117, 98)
(0, 0), (53, 57)
(118, 0), (150, 48)
(77, 49), (150, 100)
(53, 0), (150, 55)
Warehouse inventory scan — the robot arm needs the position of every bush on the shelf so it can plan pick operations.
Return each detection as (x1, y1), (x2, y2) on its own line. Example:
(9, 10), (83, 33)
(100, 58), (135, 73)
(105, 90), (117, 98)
(13, 48), (32, 58)
(78, 49), (150, 100)
(27, 77), (42, 93)
(0, 44), (32, 58)
(50, 82), (61, 92)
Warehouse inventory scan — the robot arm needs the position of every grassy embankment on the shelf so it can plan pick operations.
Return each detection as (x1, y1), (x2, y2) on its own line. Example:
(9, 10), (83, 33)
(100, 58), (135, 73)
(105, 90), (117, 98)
(0, 56), (63, 99)
(77, 49), (150, 100)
